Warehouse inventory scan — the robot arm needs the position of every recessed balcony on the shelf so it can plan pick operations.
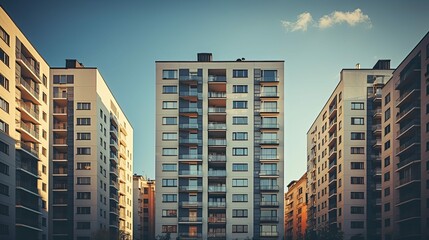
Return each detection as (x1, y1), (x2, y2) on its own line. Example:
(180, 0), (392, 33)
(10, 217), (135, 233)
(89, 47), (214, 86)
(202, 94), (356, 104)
(17, 100), (39, 123)
(208, 122), (226, 130)
(16, 50), (41, 82)
(208, 154), (226, 163)
(178, 217), (203, 224)
(259, 170), (280, 177)
(17, 121), (40, 143)
(180, 201), (203, 208)
(259, 92), (279, 98)
(395, 104), (420, 123)
(179, 154), (202, 161)
(208, 107), (226, 114)
(396, 88), (420, 108)
(208, 202), (226, 208)
(395, 137), (420, 156)
(260, 231), (279, 237)
(396, 120), (420, 139)
(208, 139), (226, 146)
(15, 76), (40, 104)
(16, 141), (39, 159)
(260, 139), (279, 145)
(179, 185), (203, 192)
(208, 170), (226, 178)
(260, 185), (279, 191)
(260, 123), (279, 129)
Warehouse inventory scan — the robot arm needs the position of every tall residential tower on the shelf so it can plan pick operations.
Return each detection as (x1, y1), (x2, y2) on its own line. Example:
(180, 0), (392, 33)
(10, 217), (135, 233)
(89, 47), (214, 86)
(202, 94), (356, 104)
(155, 53), (284, 239)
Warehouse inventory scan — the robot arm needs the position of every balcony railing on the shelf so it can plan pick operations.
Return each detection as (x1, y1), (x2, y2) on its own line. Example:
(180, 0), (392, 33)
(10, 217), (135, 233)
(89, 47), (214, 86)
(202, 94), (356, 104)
(260, 185), (279, 191)
(179, 170), (202, 176)
(208, 155), (226, 162)
(16, 141), (39, 158)
(261, 76), (279, 82)
(207, 232), (226, 238)
(53, 107), (67, 114)
(397, 155), (420, 169)
(208, 123), (226, 130)
(260, 201), (279, 207)
(397, 120), (420, 137)
(208, 92), (226, 98)
(16, 160), (40, 177)
(208, 202), (226, 208)
(259, 108), (279, 113)
(260, 123), (279, 129)
(53, 123), (67, 130)
(179, 138), (201, 145)
(179, 186), (203, 192)
(179, 123), (199, 129)
(179, 154), (202, 160)
(16, 180), (38, 194)
(18, 100), (39, 120)
(396, 104), (420, 121)
(396, 88), (420, 106)
(398, 174), (421, 187)
(178, 217), (203, 222)
(179, 75), (202, 81)
(180, 201), (202, 208)
(52, 183), (67, 190)
(178, 233), (203, 239)
(180, 108), (202, 114)
(208, 75), (226, 82)
(19, 122), (39, 139)
(53, 138), (67, 144)
(260, 154), (279, 160)
(53, 153), (66, 160)
(208, 107), (226, 113)
(260, 92), (279, 97)
(53, 92), (67, 98)
(208, 217), (226, 223)
(396, 137), (420, 154)
(208, 170), (226, 177)
(208, 139), (226, 146)
(16, 77), (39, 100)
(260, 216), (279, 222)
(16, 51), (40, 79)
(53, 168), (67, 174)
(260, 139), (279, 145)
(259, 170), (279, 176)
(260, 231), (279, 237)
(179, 91), (199, 97)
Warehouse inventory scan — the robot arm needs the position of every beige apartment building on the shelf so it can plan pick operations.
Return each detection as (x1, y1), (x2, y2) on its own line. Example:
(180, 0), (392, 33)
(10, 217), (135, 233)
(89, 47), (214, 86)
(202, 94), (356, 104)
(380, 32), (429, 240)
(285, 173), (307, 240)
(155, 53), (284, 239)
(50, 60), (133, 240)
(133, 175), (156, 240)
(0, 7), (50, 240)
(306, 61), (393, 240)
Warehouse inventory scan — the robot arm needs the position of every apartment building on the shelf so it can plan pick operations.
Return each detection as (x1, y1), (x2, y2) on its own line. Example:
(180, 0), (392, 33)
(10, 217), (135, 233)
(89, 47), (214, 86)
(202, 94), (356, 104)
(133, 175), (156, 240)
(306, 61), (393, 240)
(0, 7), (50, 240)
(155, 53), (284, 239)
(380, 32), (429, 240)
(285, 173), (307, 240)
(50, 60), (133, 240)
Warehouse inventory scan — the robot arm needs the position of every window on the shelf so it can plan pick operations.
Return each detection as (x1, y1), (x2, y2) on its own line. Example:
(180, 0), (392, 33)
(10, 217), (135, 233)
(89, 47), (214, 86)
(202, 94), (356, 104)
(351, 221), (364, 229)
(351, 147), (364, 154)
(384, 156), (390, 167)
(162, 225), (177, 233)
(261, 148), (277, 159)
(262, 70), (277, 81)
(162, 179), (177, 187)
(233, 132), (248, 140)
(351, 177), (364, 184)
(233, 69), (248, 78)
(0, 183), (8, 196)
(232, 225), (248, 233)
(76, 222), (90, 229)
(0, 162), (8, 176)
(385, 108), (391, 121)
(162, 132), (177, 140)
(77, 177), (91, 185)
(351, 132), (365, 140)
(351, 117), (364, 125)
(76, 192), (91, 199)
(77, 133), (91, 140)
(384, 187), (390, 196)
(385, 93), (391, 105)
(0, 120), (9, 134)
(232, 163), (248, 171)
(0, 26), (9, 45)
(77, 118), (91, 125)
(232, 179), (248, 187)
(77, 207), (91, 214)
(384, 203), (390, 212)
(385, 124), (391, 135)
(162, 70), (177, 79)
(0, 204), (8, 216)
(162, 85), (177, 94)
(77, 162), (91, 170)
(162, 194), (177, 202)
(233, 85), (248, 93)
(233, 116), (248, 125)
(77, 147), (91, 155)
(384, 172), (390, 182)
(162, 117), (177, 125)
(162, 148), (177, 156)
(233, 101), (247, 109)
(351, 102), (364, 110)
(0, 48), (9, 66)
(162, 164), (177, 172)
(233, 209), (248, 218)
(0, 97), (9, 113)
(384, 140), (391, 150)
(233, 148), (248, 156)
(42, 93), (47, 103)
(53, 75), (74, 84)
(232, 194), (248, 202)
(0, 74), (9, 91)
(351, 162), (364, 169)
(77, 102), (91, 110)
(43, 74), (47, 86)
(351, 206), (364, 214)
(162, 101), (177, 109)
(162, 209), (177, 217)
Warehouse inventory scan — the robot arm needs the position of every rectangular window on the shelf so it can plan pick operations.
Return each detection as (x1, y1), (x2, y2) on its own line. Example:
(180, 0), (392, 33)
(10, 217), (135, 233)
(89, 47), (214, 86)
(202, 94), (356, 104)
(0, 74), (9, 91)
(385, 93), (391, 105)
(0, 162), (9, 176)
(233, 85), (248, 93)
(233, 101), (247, 109)
(0, 183), (8, 196)
(162, 164), (177, 172)
(76, 192), (91, 199)
(0, 120), (9, 134)
(351, 162), (364, 169)
(77, 102), (91, 110)
(384, 203), (390, 212)
(162, 70), (177, 79)
(0, 48), (9, 66)
(77, 207), (91, 214)
(384, 156), (390, 167)
(77, 162), (91, 170)
(233, 116), (248, 125)
(76, 222), (90, 229)
(384, 187), (390, 196)
(77, 133), (91, 140)
(232, 163), (248, 171)
(351, 147), (364, 154)
(384, 124), (391, 135)
(0, 97), (9, 113)
(53, 75), (74, 84)
(232, 225), (248, 233)
(162, 101), (177, 109)
(351, 132), (365, 140)
(232, 179), (248, 187)
(162, 148), (177, 156)
(162, 209), (177, 217)
(351, 177), (364, 184)
(162, 179), (177, 187)
(384, 172), (390, 182)
(351, 117), (364, 125)
(0, 204), (8, 216)
(162, 132), (177, 140)
(233, 69), (248, 78)
(162, 85), (177, 94)
(77, 147), (91, 155)
(162, 194), (177, 202)
(76, 118), (91, 125)
(0, 141), (8, 155)
(162, 225), (177, 233)
(0, 26), (10, 45)
(351, 206), (364, 214)
(351, 221), (364, 229)
(162, 117), (177, 125)
(351, 102), (364, 110)
(233, 148), (248, 156)
(232, 209), (248, 218)
(77, 177), (91, 185)
(232, 194), (248, 202)
(385, 108), (391, 121)
(233, 132), (248, 141)
(384, 140), (391, 150)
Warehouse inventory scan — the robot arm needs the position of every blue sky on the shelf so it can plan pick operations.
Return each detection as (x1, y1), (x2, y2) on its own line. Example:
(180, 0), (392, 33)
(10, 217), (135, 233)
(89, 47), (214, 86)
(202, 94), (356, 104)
(2, 0), (429, 184)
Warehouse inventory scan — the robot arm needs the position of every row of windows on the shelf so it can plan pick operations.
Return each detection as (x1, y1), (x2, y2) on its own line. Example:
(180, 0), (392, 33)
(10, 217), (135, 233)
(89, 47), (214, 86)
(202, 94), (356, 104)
(162, 147), (249, 156)
(163, 116), (251, 126)
(162, 69), (252, 79)
(162, 84), (253, 94)
(161, 163), (250, 172)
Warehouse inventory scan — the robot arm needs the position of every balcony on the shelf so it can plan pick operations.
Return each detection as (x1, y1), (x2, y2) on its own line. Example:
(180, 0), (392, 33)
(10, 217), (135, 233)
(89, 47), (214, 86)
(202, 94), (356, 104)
(372, 92), (382, 102)
(395, 68), (420, 90)
(178, 233), (203, 239)
(260, 231), (279, 237)
(16, 180), (39, 195)
(179, 185), (203, 192)
(208, 170), (226, 177)
(373, 109), (382, 119)
(208, 139), (226, 146)
(53, 107), (67, 114)
(15, 77), (40, 103)
(179, 75), (202, 82)
(179, 91), (200, 100)
(53, 123), (67, 131)
(179, 154), (202, 161)
(110, 166), (118, 176)
(179, 170), (202, 177)
(396, 120), (420, 139)
(328, 119), (337, 133)
(110, 153), (118, 163)
(208, 202), (226, 208)
(260, 92), (279, 98)
(16, 50), (40, 82)
(208, 155), (226, 162)
(396, 175), (421, 189)
(53, 92), (67, 99)
(259, 108), (279, 113)
(328, 160), (337, 172)
(260, 76), (279, 82)
(208, 122), (226, 130)
(208, 107), (226, 113)
(179, 138), (201, 145)
(178, 217), (203, 223)
(16, 160), (40, 179)
(53, 153), (66, 161)
(396, 104), (420, 123)
(372, 125), (382, 135)
(207, 232), (226, 238)
(260, 185), (279, 191)
(16, 141), (39, 159)
(260, 155), (279, 161)
(179, 123), (199, 129)
(180, 201), (203, 208)
(259, 170), (280, 176)
(396, 137), (420, 156)
(208, 92), (226, 98)
(328, 147), (337, 159)
(208, 217), (226, 224)
(17, 100), (39, 122)
(260, 139), (279, 145)
(373, 139), (382, 149)
(52, 183), (67, 191)
(396, 88), (420, 107)
(260, 216), (279, 222)
(110, 179), (119, 189)
(260, 123), (279, 129)
(208, 75), (226, 82)
(396, 156), (420, 171)
(52, 167), (67, 175)
(329, 106), (337, 118)
(180, 108), (202, 115)
(53, 138), (67, 145)
(17, 121), (40, 143)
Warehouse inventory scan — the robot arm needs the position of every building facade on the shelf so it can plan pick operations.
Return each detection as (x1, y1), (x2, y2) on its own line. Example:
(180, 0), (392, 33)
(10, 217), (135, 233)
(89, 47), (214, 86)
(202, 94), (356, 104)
(285, 173), (307, 240)
(50, 60), (134, 240)
(380, 32), (429, 240)
(0, 7), (50, 240)
(306, 61), (393, 240)
(133, 175), (155, 240)
(155, 53), (284, 239)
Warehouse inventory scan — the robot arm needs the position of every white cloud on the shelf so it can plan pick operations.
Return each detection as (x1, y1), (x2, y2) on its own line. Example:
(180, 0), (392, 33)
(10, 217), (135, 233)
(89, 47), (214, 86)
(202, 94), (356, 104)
(281, 12), (313, 32)
(318, 9), (372, 29)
